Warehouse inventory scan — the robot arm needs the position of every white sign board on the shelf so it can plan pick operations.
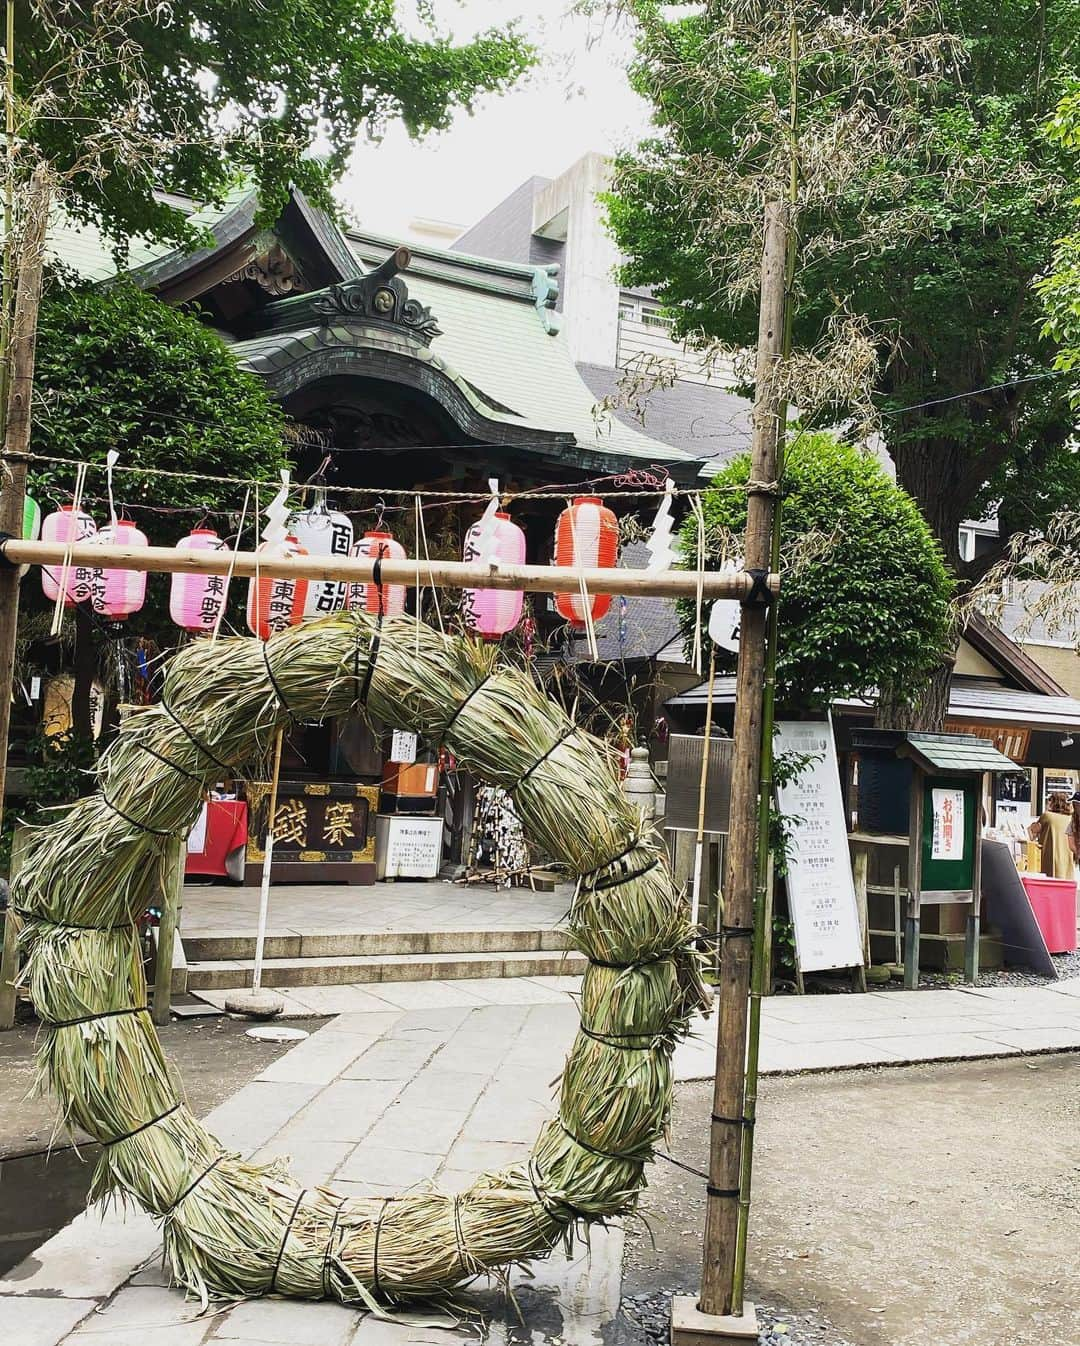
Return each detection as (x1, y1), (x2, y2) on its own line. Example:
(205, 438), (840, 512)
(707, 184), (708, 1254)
(379, 816), (443, 879)
(389, 730), (418, 764)
(931, 788), (965, 861)
(775, 720), (864, 973)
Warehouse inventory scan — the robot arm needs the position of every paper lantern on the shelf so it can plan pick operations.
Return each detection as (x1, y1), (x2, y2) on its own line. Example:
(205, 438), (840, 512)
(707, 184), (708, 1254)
(41, 504), (97, 605)
(16, 494), (40, 580)
(348, 530), (406, 616)
(461, 511), (526, 639)
(170, 528), (229, 634)
(288, 503), (354, 618)
(553, 496), (618, 627)
(246, 535), (310, 640)
(90, 519), (149, 620)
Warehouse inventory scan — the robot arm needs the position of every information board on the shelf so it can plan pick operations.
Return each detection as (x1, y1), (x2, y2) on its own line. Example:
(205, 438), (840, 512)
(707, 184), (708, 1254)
(775, 719), (865, 972)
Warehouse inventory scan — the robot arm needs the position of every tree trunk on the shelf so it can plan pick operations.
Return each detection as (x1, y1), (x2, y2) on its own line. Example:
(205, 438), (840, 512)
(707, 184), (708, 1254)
(892, 435), (968, 573)
(877, 650), (956, 732)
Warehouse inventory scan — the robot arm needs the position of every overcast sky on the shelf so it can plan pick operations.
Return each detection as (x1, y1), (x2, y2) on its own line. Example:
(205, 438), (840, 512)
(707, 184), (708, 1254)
(336, 2), (651, 237)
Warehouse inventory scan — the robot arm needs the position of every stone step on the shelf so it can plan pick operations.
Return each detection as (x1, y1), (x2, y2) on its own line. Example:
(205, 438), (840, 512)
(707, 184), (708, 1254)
(186, 947), (587, 990)
(184, 926), (571, 962)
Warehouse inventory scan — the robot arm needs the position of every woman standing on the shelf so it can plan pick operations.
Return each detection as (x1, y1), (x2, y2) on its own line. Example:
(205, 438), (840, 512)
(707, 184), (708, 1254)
(1029, 793), (1075, 878)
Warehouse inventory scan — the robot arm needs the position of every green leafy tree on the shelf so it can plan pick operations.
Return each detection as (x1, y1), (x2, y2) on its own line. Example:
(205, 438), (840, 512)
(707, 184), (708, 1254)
(678, 434), (954, 712)
(29, 282), (289, 531)
(607, 0), (1080, 570)
(1038, 84), (1080, 381)
(21, 1), (533, 248)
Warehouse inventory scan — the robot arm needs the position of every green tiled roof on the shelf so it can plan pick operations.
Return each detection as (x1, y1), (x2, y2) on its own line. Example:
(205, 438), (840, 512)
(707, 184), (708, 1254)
(905, 733), (1018, 773)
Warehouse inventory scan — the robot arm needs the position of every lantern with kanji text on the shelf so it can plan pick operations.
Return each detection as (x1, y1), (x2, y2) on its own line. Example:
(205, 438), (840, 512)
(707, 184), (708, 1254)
(170, 528), (230, 634)
(41, 504), (97, 605)
(89, 519), (149, 621)
(246, 535), (310, 640)
(461, 511), (526, 639)
(288, 500), (354, 619)
(347, 529), (406, 616)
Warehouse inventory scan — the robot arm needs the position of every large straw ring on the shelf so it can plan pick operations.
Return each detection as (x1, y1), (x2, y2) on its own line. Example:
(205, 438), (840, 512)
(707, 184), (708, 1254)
(15, 613), (706, 1309)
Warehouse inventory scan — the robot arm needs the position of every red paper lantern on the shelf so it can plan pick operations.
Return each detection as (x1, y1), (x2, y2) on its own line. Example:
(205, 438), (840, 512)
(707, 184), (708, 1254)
(41, 504), (97, 606)
(246, 535), (310, 640)
(348, 530), (406, 616)
(170, 528), (229, 634)
(553, 496), (618, 627)
(90, 519), (148, 620)
(462, 511), (526, 639)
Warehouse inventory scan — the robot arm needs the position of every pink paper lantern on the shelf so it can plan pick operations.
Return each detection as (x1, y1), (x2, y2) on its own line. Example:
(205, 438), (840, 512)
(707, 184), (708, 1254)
(170, 528), (229, 634)
(90, 519), (148, 620)
(348, 530), (406, 616)
(246, 535), (310, 640)
(41, 504), (97, 606)
(461, 511), (526, 639)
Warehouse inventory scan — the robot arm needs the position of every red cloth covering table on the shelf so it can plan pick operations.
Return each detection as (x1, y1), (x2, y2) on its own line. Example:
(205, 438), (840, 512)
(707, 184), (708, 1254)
(185, 799), (248, 881)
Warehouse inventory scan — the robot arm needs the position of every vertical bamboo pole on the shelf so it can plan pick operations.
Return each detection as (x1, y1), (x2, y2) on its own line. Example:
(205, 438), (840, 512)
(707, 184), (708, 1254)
(0, 166), (51, 1032)
(152, 836), (185, 1026)
(0, 820), (27, 1026)
(698, 198), (789, 1319)
(251, 727), (285, 993)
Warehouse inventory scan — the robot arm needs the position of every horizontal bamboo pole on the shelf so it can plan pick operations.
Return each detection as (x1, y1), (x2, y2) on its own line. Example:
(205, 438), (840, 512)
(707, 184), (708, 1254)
(0, 538), (777, 601)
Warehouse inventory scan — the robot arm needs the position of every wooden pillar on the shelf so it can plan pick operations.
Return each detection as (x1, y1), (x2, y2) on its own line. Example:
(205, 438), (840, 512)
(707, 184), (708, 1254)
(697, 200), (788, 1320)
(151, 836), (185, 1026)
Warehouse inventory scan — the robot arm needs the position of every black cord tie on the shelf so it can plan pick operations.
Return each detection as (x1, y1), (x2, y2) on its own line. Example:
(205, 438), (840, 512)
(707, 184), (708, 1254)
(159, 697), (230, 772)
(452, 1194), (474, 1274)
(741, 568), (774, 607)
(0, 530), (18, 568)
(322, 1195), (348, 1298)
(559, 1121), (642, 1165)
(103, 1100), (182, 1147)
(131, 739), (206, 786)
(712, 1113), (754, 1129)
(582, 837), (642, 880)
(372, 1195), (395, 1301)
(720, 925), (755, 940)
(586, 857), (660, 893)
(270, 1188), (309, 1294)
(656, 1151), (710, 1182)
(262, 639), (296, 721)
(579, 1022), (653, 1051)
(510, 723), (578, 792)
(48, 1005), (148, 1029)
(707, 1185), (742, 1199)
(101, 793), (181, 838)
(15, 909), (133, 933)
(589, 948), (678, 972)
(356, 559), (384, 708)
(168, 1154), (224, 1212)
(439, 671), (495, 743)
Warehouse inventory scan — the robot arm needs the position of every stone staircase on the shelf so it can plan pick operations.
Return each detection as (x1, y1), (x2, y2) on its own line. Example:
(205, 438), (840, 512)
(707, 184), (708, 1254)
(183, 927), (584, 990)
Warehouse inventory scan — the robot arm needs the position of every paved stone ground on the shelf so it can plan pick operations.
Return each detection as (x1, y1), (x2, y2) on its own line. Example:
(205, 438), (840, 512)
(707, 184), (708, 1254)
(182, 879), (570, 939)
(5, 975), (1080, 1346)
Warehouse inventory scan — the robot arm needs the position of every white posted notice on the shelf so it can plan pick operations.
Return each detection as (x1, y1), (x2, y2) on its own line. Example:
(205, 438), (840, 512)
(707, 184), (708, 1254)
(775, 720), (865, 972)
(931, 788), (965, 861)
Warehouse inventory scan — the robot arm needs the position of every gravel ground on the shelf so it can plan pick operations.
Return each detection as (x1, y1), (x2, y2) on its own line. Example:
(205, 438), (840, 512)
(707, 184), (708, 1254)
(869, 947), (1080, 991)
(619, 1289), (857, 1346)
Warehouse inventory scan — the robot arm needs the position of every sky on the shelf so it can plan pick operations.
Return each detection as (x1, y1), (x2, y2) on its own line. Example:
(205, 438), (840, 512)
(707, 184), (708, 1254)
(336, 2), (652, 238)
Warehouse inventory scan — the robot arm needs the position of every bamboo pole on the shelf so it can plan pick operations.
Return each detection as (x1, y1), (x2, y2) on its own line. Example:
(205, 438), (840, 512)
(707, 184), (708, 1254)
(689, 646), (718, 930)
(697, 199), (789, 1320)
(151, 835), (185, 1027)
(0, 535), (776, 601)
(251, 728), (285, 996)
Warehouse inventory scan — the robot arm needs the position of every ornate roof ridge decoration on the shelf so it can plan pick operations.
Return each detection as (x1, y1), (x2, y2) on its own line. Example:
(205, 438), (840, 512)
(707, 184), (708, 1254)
(309, 246), (442, 345)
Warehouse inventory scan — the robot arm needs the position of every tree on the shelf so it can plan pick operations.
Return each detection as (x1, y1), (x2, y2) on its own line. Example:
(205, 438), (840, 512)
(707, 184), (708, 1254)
(29, 281), (289, 532)
(1038, 84), (1080, 383)
(20, 1), (533, 249)
(678, 433), (955, 712)
(606, 0), (1080, 571)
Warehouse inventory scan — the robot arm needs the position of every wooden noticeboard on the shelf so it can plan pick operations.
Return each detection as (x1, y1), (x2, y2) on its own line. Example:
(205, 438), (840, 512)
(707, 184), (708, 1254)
(244, 779), (379, 884)
(920, 774), (979, 894)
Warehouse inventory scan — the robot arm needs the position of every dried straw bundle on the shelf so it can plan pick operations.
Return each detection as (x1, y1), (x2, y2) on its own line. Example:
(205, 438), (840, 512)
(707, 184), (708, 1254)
(14, 613), (707, 1308)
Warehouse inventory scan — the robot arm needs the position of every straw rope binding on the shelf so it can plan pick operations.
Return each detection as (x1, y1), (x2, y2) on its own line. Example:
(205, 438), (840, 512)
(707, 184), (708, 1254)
(14, 613), (707, 1309)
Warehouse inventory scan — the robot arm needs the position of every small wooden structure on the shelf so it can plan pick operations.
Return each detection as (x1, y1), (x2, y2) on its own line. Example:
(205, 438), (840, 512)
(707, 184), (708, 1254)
(850, 730), (1017, 988)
